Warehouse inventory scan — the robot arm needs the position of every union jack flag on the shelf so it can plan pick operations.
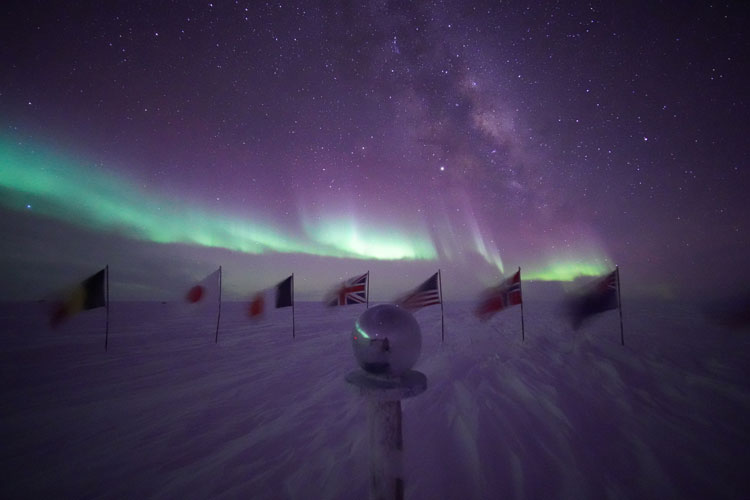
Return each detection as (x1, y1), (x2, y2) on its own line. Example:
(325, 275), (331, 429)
(326, 272), (369, 306)
(397, 272), (441, 311)
(475, 269), (523, 320)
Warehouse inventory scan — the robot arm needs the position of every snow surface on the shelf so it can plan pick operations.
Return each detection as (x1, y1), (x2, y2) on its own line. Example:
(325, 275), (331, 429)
(1, 300), (749, 499)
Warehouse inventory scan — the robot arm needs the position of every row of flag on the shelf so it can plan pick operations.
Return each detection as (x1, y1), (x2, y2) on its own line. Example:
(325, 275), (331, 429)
(50, 266), (626, 350)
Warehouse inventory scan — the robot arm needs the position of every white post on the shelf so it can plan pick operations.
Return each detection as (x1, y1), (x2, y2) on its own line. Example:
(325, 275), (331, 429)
(368, 399), (404, 500)
(346, 370), (427, 500)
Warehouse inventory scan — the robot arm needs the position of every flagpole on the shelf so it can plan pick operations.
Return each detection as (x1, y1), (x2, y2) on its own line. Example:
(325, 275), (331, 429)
(292, 273), (296, 339)
(215, 266), (222, 344)
(438, 269), (445, 343)
(105, 264), (110, 352)
(366, 271), (370, 309)
(519, 267), (525, 342)
(616, 265), (624, 346)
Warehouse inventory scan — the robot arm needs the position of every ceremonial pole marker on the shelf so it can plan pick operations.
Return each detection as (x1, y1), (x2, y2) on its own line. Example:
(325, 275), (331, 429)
(346, 305), (428, 500)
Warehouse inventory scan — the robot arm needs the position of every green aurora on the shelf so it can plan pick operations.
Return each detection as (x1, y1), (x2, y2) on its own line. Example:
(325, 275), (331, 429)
(0, 139), (436, 261)
(0, 138), (612, 281)
(523, 259), (612, 282)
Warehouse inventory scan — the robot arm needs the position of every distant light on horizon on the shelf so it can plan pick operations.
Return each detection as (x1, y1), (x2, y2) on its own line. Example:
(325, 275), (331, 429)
(524, 259), (611, 282)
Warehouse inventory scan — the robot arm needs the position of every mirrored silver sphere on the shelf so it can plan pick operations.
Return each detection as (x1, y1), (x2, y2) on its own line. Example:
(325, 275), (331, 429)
(352, 304), (422, 376)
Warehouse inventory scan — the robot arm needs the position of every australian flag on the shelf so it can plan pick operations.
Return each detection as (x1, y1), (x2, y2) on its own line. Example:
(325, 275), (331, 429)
(475, 269), (523, 321)
(566, 269), (619, 329)
(326, 272), (369, 306)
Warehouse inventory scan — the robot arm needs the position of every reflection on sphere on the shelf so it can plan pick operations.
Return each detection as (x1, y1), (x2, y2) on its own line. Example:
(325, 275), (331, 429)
(352, 304), (422, 376)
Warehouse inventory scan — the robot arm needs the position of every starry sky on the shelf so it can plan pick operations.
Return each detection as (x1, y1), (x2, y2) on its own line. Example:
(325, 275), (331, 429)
(0, 1), (747, 301)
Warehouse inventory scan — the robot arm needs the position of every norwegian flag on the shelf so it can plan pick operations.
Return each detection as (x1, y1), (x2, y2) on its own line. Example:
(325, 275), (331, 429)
(475, 269), (523, 320)
(397, 272), (441, 311)
(566, 269), (619, 329)
(326, 272), (369, 306)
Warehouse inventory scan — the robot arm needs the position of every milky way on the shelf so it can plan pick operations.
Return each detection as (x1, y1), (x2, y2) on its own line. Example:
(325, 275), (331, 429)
(0, 1), (746, 299)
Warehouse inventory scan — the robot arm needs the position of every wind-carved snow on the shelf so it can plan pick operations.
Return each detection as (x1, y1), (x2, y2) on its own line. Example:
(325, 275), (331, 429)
(1, 300), (748, 499)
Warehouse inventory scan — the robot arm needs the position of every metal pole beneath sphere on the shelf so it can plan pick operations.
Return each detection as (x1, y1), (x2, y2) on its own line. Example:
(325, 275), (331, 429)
(346, 305), (428, 500)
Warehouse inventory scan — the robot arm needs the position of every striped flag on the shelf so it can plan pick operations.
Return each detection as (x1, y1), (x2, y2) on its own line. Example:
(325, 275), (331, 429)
(566, 270), (619, 329)
(51, 268), (106, 326)
(475, 269), (523, 321)
(397, 272), (441, 311)
(326, 272), (369, 306)
(249, 275), (294, 317)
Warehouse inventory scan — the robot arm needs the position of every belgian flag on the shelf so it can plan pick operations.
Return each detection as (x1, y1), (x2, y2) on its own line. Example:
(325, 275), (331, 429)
(248, 274), (295, 337)
(248, 275), (294, 317)
(275, 275), (294, 309)
(51, 268), (107, 327)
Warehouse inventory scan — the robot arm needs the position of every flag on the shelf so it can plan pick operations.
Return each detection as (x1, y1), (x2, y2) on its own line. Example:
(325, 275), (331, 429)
(249, 275), (294, 317)
(249, 292), (265, 317)
(186, 269), (221, 305)
(397, 272), (441, 311)
(276, 275), (293, 308)
(326, 272), (368, 306)
(566, 270), (619, 329)
(51, 268), (106, 326)
(475, 269), (522, 321)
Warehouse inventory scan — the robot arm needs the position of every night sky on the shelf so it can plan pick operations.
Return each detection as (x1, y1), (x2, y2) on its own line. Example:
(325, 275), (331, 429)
(0, 1), (747, 301)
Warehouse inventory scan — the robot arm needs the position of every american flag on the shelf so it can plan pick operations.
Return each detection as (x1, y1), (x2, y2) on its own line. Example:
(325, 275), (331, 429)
(475, 269), (523, 320)
(397, 272), (441, 311)
(326, 272), (369, 306)
(600, 270), (618, 293)
(566, 269), (619, 329)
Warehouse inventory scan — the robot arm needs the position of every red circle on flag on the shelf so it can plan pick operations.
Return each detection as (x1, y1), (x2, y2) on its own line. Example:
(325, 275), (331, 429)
(187, 285), (204, 303)
(249, 293), (265, 317)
